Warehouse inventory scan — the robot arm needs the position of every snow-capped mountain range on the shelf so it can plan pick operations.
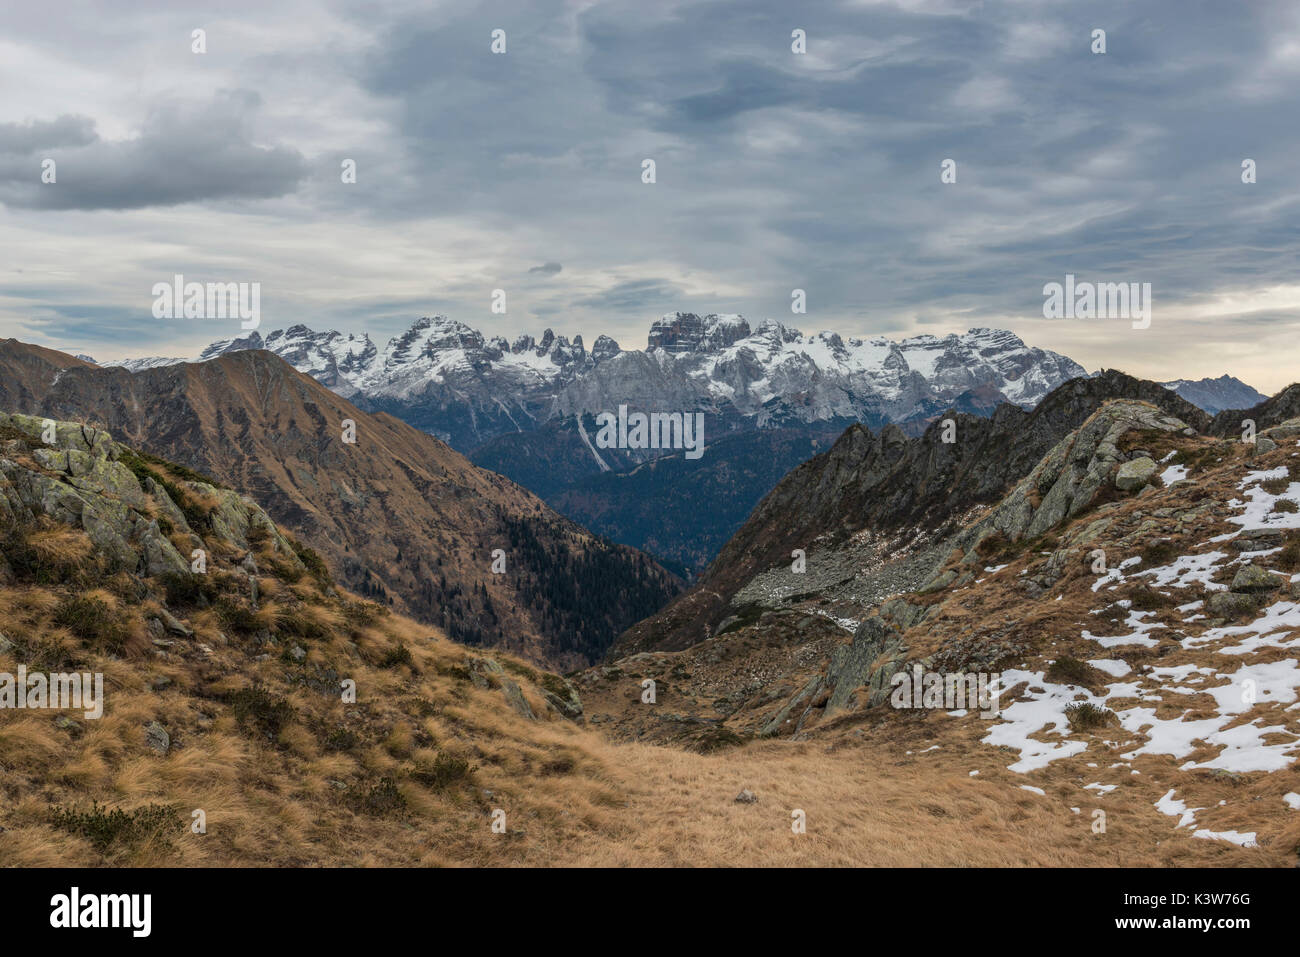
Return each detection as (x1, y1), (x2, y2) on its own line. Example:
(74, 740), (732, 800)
(102, 313), (1094, 451)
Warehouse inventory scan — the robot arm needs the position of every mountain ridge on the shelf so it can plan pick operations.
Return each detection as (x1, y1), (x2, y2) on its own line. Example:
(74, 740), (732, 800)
(0, 339), (681, 670)
(102, 315), (1091, 452)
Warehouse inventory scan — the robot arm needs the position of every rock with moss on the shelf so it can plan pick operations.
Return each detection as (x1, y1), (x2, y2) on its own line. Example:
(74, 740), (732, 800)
(1230, 563), (1283, 593)
(1115, 456), (1157, 491)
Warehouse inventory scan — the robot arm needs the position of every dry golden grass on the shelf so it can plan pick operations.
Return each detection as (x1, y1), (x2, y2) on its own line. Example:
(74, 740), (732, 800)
(3, 430), (1298, 868)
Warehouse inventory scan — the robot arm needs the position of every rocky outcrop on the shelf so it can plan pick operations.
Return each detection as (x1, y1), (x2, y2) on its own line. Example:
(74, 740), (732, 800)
(759, 615), (906, 736)
(0, 411), (302, 582)
(917, 401), (1193, 592)
(617, 373), (1209, 656)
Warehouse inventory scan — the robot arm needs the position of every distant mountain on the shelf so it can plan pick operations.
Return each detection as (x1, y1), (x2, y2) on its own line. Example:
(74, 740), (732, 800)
(103, 316), (1092, 571)
(1162, 374), (1268, 414)
(106, 314), (1090, 452)
(0, 339), (681, 669)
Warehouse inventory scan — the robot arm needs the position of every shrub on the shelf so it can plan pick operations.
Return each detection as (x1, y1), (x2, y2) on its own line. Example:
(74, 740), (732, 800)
(1273, 498), (1298, 514)
(379, 642), (413, 669)
(324, 727), (359, 752)
(287, 536), (330, 584)
(214, 596), (260, 634)
(1065, 702), (1117, 731)
(160, 571), (218, 607)
(1139, 540), (1177, 567)
(1127, 585), (1175, 611)
(409, 753), (477, 791)
(355, 776), (406, 815)
(227, 686), (294, 741)
(1278, 537), (1300, 572)
(49, 801), (183, 853)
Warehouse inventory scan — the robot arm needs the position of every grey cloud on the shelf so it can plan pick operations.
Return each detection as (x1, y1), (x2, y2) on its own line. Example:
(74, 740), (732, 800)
(0, 115), (98, 154)
(0, 0), (1298, 390)
(0, 91), (306, 210)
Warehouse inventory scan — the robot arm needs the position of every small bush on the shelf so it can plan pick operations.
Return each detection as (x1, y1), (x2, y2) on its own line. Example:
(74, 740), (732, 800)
(1065, 702), (1117, 732)
(379, 642), (413, 669)
(1260, 477), (1291, 495)
(49, 801), (183, 853)
(324, 727), (359, 752)
(1273, 498), (1298, 514)
(1278, 537), (1300, 572)
(408, 753), (477, 791)
(287, 536), (330, 584)
(214, 597), (260, 635)
(355, 776), (406, 815)
(227, 686), (294, 741)
(1127, 585), (1175, 611)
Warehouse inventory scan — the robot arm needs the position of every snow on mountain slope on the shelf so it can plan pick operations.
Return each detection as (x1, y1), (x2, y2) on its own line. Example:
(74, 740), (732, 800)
(107, 312), (1089, 449)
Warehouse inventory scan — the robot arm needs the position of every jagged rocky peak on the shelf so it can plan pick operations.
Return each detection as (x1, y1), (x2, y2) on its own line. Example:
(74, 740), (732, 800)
(419, 316), (487, 353)
(197, 331), (264, 361)
(591, 334), (621, 362)
(647, 312), (752, 353)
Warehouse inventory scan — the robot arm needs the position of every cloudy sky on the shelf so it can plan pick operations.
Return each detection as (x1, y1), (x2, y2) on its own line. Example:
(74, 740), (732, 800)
(1, 0), (1298, 390)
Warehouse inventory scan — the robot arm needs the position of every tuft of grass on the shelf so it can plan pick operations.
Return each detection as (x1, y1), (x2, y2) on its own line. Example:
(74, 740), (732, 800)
(275, 608), (327, 641)
(1272, 498), (1298, 514)
(354, 776), (407, 815)
(1139, 540), (1177, 567)
(1277, 536), (1300, 572)
(1127, 584), (1175, 611)
(213, 596), (260, 635)
(52, 594), (130, 654)
(1046, 656), (1105, 688)
(1260, 477), (1291, 495)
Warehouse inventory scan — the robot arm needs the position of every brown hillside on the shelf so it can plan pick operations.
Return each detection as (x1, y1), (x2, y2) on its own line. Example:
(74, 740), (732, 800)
(0, 341), (680, 669)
